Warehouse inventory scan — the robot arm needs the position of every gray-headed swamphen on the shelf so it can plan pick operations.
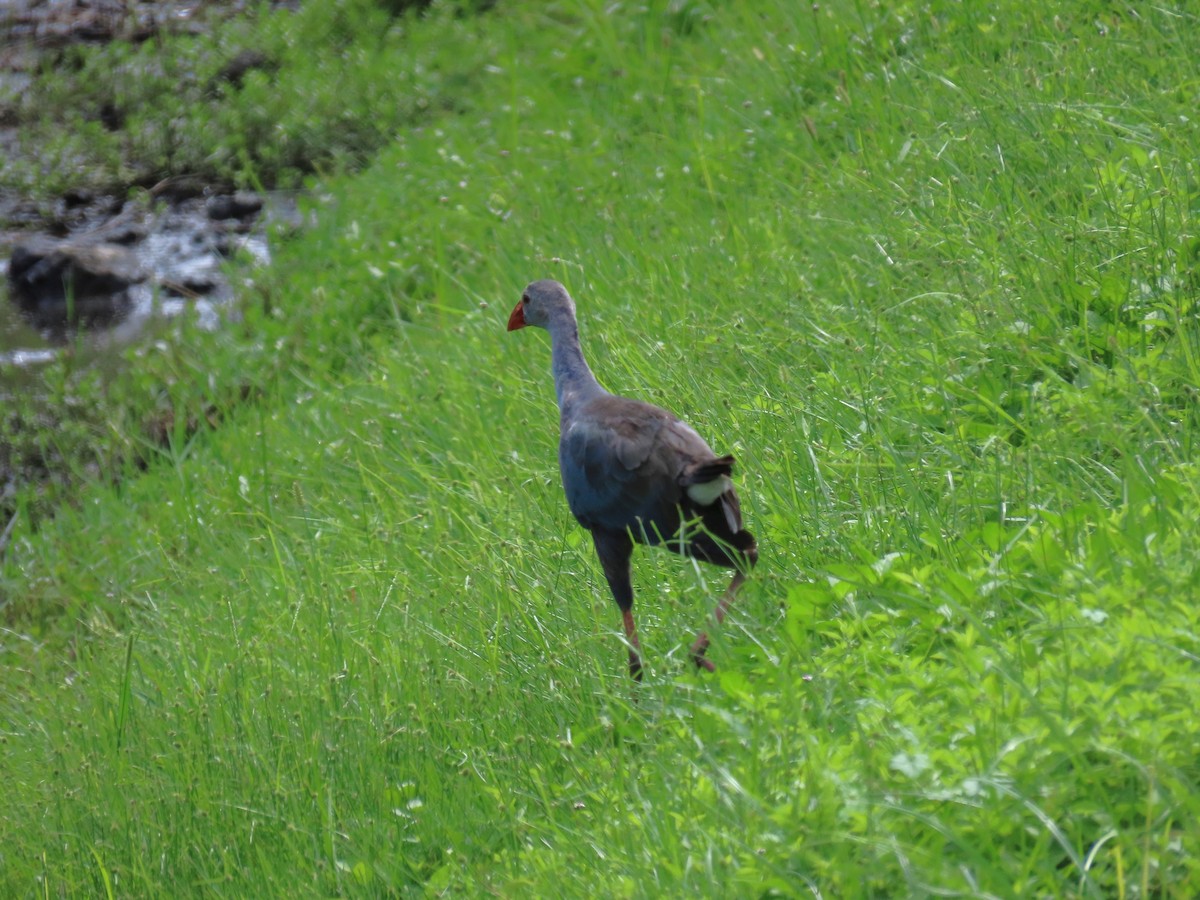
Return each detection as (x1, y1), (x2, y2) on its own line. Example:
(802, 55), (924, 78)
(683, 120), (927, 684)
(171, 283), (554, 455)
(507, 279), (758, 679)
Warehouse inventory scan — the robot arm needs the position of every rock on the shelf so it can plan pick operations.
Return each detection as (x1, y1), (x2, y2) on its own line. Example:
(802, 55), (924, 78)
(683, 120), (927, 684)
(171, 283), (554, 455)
(50, 192), (126, 234)
(7, 234), (147, 329)
(206, 191), (263, 221)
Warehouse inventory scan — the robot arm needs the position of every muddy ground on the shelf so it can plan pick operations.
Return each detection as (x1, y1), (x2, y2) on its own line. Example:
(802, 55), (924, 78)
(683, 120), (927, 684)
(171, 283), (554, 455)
(0, 0), (307, 524)
(0, 1), (305, 369)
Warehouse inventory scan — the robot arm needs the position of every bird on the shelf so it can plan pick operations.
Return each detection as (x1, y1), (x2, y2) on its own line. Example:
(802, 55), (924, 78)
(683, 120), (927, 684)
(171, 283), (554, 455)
(506, 279), (758, 679)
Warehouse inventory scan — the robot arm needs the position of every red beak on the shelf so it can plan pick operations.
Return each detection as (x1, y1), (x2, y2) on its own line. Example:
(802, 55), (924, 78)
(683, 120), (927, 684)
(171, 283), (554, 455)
(506, 301), (526, 331)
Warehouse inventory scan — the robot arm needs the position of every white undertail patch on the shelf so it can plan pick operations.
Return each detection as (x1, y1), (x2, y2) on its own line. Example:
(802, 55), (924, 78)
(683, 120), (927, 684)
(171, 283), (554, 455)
(686, 474), (733, 506)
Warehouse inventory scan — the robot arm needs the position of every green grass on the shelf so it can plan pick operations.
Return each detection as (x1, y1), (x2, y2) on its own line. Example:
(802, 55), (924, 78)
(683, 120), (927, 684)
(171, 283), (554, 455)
(0, 0), (490, 200)
(4, 0), (1200, 894)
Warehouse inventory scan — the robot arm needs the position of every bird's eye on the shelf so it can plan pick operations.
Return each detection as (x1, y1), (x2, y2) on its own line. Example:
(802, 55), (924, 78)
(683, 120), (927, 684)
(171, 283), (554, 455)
(521, 295), (530, 305)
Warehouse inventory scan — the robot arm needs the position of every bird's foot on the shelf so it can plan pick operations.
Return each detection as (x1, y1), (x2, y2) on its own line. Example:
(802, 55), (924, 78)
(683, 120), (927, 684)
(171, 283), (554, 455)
(689, 634), (715, 672)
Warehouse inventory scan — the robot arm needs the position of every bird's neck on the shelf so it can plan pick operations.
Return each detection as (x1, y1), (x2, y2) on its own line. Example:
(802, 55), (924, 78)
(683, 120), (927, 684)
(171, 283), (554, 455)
(548, 318), (605, 422)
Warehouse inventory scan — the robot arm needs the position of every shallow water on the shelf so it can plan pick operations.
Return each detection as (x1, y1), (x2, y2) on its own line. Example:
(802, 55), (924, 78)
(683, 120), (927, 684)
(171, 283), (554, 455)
(0, 193), (292, 376)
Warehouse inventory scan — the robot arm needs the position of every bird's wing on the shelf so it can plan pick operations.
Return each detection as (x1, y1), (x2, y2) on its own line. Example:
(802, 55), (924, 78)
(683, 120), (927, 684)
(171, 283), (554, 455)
(559, 398), (679, 534)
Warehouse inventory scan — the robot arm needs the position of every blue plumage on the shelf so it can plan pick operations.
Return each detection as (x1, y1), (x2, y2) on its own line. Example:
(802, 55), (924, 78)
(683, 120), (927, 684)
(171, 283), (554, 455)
(508, 279), (757, 678)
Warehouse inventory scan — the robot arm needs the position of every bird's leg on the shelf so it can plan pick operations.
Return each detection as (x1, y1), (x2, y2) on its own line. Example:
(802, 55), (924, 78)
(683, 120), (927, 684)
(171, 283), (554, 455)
(592, 530), (643, 680)
(622, 608), (643, 681)
(690, 570), (747, 671)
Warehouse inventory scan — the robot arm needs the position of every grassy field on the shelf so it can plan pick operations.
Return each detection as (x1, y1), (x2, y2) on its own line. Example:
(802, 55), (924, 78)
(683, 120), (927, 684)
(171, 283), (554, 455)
(4, 0), (1200, 895)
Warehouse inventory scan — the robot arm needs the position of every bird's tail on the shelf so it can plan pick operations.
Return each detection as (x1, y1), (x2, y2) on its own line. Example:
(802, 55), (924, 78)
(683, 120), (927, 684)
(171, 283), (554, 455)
(679, 454), (753, 565)
(679, 454), (735, 487)
(680, 455), (737, 520)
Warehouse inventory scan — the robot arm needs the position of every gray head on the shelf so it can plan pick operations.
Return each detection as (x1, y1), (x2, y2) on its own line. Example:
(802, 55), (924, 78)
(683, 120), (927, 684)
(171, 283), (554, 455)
(507, 279), (577, 332)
